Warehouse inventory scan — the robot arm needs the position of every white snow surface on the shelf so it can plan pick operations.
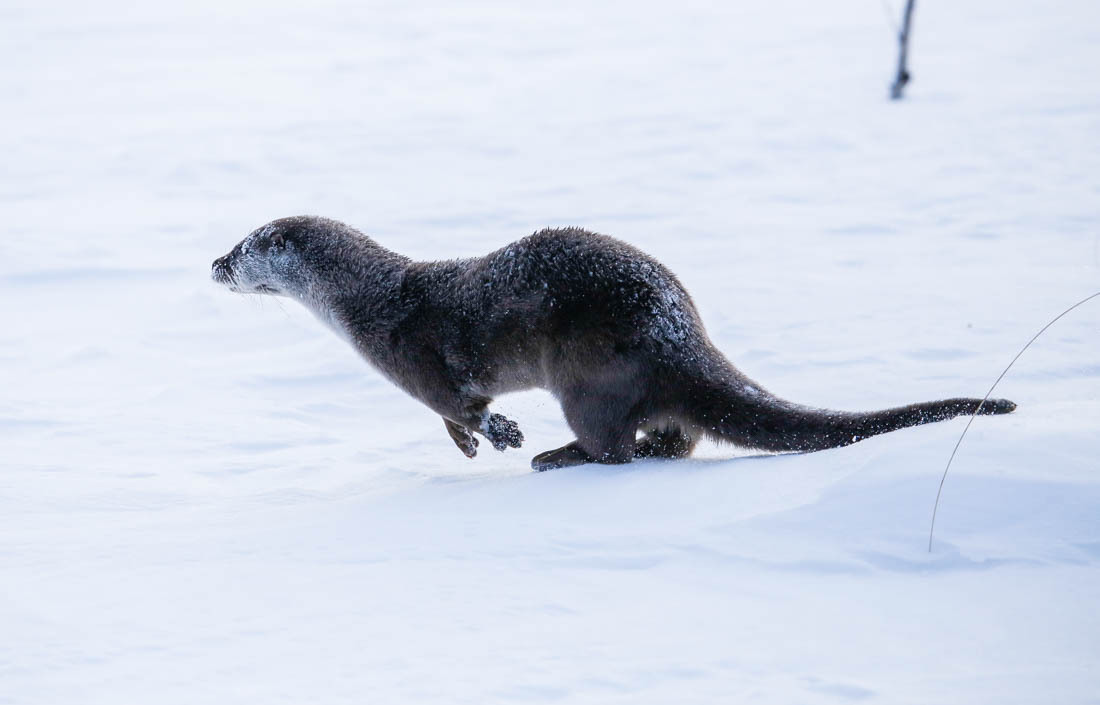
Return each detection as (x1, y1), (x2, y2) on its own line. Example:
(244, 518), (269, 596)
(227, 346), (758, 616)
(3, 1), (1099, 702)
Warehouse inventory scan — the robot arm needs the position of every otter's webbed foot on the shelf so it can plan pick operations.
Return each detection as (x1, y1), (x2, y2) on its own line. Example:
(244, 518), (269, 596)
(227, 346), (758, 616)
(483, 412), (524, 451)
(444, 418), (479, 458)
(531, 441), (594, 471)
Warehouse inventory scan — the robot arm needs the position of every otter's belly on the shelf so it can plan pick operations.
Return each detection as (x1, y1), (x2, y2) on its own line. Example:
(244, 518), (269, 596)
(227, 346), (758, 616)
(468, 345), (547, 397)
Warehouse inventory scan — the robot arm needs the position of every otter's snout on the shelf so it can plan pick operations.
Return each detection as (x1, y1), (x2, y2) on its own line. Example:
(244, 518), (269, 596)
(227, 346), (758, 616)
(211, 254), (234, 285)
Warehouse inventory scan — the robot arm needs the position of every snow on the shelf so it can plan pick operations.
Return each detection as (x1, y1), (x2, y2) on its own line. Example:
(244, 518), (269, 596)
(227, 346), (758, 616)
(2, 0), (1099, 702)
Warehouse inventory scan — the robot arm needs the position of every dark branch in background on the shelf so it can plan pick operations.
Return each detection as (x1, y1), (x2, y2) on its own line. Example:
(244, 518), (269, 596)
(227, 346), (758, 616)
(890, 0), (916, 100)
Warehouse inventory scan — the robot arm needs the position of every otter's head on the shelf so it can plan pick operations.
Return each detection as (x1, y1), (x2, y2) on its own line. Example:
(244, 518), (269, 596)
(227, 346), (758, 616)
(211, 217), (320, 297)
(213, 217), (406, 333)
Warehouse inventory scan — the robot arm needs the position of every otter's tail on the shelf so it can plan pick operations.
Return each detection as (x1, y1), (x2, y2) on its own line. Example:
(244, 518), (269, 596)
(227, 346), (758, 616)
(685, 371), (1016, 453)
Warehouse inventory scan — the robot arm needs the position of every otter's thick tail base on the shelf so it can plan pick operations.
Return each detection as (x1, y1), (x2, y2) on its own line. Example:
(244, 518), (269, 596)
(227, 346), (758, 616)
(688, 376), (1016, 453)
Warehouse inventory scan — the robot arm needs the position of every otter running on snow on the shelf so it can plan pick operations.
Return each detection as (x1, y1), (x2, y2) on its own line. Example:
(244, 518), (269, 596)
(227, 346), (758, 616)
(211, 216), (1016, 471)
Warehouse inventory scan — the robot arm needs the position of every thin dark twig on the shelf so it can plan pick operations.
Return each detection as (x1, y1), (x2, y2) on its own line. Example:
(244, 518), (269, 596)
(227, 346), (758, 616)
(890, 0), (916, 100)
(928, 290), (1100, 552)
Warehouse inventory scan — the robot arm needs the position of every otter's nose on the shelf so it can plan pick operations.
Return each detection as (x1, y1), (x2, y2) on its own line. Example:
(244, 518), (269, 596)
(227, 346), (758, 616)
(211, 255), (231, 282)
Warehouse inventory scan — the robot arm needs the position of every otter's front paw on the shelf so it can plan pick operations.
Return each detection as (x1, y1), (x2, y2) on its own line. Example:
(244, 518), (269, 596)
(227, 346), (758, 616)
(484, 413), (524, 451)
(451, 429), (480, 458)
(444, 418), (480, 458)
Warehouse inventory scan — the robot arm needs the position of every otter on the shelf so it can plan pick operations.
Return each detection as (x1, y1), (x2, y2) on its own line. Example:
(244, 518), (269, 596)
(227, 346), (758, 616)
(211, 216), (1016, 471)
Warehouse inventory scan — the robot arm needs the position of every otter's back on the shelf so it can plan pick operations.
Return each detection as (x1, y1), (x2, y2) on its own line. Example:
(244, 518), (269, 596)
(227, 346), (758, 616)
(470, 228), (704, 347)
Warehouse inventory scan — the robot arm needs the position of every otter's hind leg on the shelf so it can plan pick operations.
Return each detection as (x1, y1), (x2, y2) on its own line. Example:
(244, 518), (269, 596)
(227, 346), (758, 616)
(531, 441), (594, 471)
(634, 424), (698, 459)
(532, 385), (641, 471)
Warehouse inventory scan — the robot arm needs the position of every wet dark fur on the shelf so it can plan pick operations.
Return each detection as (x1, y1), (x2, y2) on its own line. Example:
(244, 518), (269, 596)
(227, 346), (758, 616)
(212, 216), (1016, 470)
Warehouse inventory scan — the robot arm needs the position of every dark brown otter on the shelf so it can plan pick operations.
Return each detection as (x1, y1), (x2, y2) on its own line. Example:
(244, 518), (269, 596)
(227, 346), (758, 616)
(212, 216), (1015, 471)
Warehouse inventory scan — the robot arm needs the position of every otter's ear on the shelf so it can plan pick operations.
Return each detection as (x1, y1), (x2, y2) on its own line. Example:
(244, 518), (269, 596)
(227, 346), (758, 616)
(271, 232), (286, 248)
